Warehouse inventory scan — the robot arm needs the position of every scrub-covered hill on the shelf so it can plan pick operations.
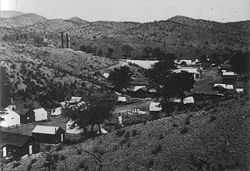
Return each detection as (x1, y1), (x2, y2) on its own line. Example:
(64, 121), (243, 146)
(2, 15), (250, 59)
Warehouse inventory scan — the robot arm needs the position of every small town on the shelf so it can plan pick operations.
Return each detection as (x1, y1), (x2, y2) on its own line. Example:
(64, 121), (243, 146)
(0, 0), (250, 171)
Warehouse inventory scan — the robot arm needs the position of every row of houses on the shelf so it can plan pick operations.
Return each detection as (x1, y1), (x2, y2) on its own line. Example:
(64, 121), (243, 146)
(0, 107), (48, 128)
(0, 96), (86, 128)
(1, 125), (65, 160)
(213, 67), (244, 93)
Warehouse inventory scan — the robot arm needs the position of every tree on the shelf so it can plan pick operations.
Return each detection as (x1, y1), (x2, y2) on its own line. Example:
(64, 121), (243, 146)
(109, 66), (133, 91)
(121, 44), (134, 58)
(147, 54), (176, 85)
(63, 92), (115, 134)
(106, 47), (114, 58)
(0, 66), (11, 109)
(230, 51), (250, 75)
(162, 72), (194, 100)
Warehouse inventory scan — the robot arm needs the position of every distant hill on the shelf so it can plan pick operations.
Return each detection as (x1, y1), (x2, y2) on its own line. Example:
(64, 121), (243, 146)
(0, 10), (23, 18)
(0, 13), (47, 28)
(1, 15), (250, 59)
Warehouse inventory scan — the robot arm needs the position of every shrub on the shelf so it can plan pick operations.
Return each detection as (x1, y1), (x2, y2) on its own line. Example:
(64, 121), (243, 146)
(120, 138), (129, 145)
(92, 146), (106, 155)
(124, 131), (130, 139)
(159, 133), (164, 140)
(210, 116), (217, 122)
(180, 127), (188, 134)
(77, 160), (88, 170)
(151, 144), (162, 155)
(30, 159), (37, 165)
(59, 154), (66, 161)
(116, 129), (125, 137)
(55, 144), (63, 151)
(132, 129), (139, 137)
(12, 162), (21, 168)
(172, 123), (178, 128)
(147, 159), (154, 168)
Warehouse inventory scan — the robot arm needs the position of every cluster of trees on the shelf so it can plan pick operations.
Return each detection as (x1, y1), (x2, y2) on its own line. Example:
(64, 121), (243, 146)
(79, 45), (114, 58)
(108, 66), (133, 91)
(141, 47), (172, 60)
(147, 56), (194, 103)
(146, 54), (176, 85)
(0, 66), (11, 109)
(230, 51), (250, 75)
(63, 92), (116, 134)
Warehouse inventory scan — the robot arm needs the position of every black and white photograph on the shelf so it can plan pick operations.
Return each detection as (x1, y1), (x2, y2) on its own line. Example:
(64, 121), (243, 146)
(0, 0), (250, 170)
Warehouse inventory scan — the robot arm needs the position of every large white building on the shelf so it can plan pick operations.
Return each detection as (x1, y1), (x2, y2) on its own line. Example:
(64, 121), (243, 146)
(0, 108), (20, 127)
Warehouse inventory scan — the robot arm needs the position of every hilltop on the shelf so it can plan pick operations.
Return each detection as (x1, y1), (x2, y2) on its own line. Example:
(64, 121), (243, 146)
(0, 13), (47, 28)
(0, 11), (24, 18)
(1, 14), (250, 59)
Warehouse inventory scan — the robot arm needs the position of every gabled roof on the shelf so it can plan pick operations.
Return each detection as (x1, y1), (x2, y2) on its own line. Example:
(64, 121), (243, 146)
(33, 108), (47, 114)
(0, 131), (31, 147)
(32, 125), (64, 135)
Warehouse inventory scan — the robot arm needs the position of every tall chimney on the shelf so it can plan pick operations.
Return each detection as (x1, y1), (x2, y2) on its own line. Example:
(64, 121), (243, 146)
(66, 33), (70, 48)
(61, 32), (64, 48)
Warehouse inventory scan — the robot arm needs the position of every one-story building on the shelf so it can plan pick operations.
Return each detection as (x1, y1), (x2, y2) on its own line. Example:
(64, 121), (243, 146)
(21, 108), (48, 124)
(172, 66), (201, 81)
(32, 125), (65, 144)
(0, 108), (20, 128)
(0, 132), (39, 160)
(222, 71), (237, 84)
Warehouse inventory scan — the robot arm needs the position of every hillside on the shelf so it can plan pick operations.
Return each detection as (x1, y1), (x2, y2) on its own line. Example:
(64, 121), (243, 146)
(1, 15), (250, 59)
(0, 42), (119, 112)
(4, 97), (249, 171)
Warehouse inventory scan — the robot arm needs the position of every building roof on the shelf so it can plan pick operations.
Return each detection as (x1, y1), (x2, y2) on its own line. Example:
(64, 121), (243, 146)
(0, 131), (31, 147)
(32, 125), (63, 135)
(0, 108), (19, 116)
(33, 108), (47, 114)
(222, 72), (237, 76)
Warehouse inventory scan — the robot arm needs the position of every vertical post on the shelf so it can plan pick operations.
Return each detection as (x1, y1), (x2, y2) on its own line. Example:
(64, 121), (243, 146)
(66, 33), (70, 48)
(61, 32), (64, 48)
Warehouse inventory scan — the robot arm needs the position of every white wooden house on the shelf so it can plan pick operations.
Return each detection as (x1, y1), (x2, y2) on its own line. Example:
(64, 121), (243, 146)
(33, 108), (48, 122)
(0, 108), (20, 128)
(51, 107), (62, 116)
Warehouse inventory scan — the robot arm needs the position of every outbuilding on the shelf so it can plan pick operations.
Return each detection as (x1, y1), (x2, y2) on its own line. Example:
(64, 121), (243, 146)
(21, 108), (48, 124)
(0, 132), (39, 159)
(0, 108), (20, 128)
(51, 106), (63, 116)
(32, 125), (65, 144)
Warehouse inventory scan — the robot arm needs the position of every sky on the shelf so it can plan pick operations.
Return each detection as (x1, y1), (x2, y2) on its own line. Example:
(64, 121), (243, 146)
(0, 0), (250, 22)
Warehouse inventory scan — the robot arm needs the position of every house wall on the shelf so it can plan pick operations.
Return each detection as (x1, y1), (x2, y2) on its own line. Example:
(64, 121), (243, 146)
(1, 141), (39, 159)
(0, 112), (20, 127)
(20, 111), (35, 124)
(32, 130), (65, 144)
(34, 109), (48, 121)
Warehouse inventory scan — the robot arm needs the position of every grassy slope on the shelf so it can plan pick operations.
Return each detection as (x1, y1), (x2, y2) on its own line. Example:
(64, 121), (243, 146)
(6, 97), (250, 171)
(0, 42), (118, 113)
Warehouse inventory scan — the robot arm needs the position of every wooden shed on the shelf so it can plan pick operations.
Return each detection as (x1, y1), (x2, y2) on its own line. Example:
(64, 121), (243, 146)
(0, 132), (39, 160)
(32, 125), (65, 144)
(21, 108), (48, 124)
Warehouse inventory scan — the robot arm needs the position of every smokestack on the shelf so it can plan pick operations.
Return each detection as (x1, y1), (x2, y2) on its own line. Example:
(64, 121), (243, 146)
(66, 33), (70, 48)
(61, 32), (64, 48)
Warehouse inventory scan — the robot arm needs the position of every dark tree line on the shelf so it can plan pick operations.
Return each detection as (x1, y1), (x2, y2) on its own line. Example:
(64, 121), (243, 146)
(108, 66), (133, 91)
